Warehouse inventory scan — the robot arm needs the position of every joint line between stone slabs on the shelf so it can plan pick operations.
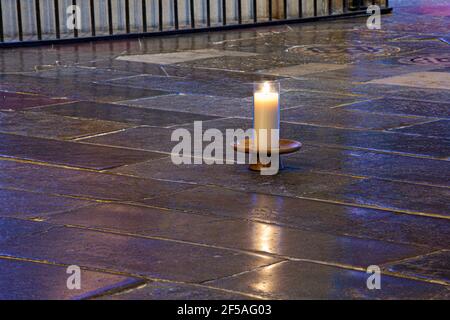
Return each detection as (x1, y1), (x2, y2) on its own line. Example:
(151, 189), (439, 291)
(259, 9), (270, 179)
(310, 169), (450, 189)
(305, 142), (450, 161)
(53, 223), (449, 287)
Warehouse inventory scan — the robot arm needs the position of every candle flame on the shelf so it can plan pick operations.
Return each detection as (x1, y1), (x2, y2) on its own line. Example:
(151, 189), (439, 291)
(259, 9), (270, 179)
(262, 82), (271, 93)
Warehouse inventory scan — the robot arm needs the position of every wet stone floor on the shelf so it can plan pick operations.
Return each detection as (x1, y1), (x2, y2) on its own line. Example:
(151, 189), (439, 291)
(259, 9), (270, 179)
(0, 1), (449, 300)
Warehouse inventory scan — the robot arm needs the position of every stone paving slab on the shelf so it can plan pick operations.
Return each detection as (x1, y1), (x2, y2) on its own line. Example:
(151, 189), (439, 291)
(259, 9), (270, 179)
(117, 49), (258, 65)
(82, 60), (281, 82)
(208, 260), (450, 300)
(0, 222), (280, 283)
(343, 98), (450, 118)
(308, 178), (450, 218)
(0, 91), (71, 111)
(0, 217), (54, 243)
(390, 119), (450, 138)
(385, 250), (450, 284)
(25, 67), (137, 82)
(259, 63), (349, 77)
(47, 203), (226, 234)
(47, 203), (431, 267)
(0, 75), (170, 103)
(103, 75), (254, 98)
(35, 101), (222, 128)
(357, 85), (450, 103)
(280, 78), (450, 102)
(0, 133), (165, 170)
(147, 186), (450, 249)
(120, 94), (253, 117)
(0, 188), (93, 219)
(367, 72), (450, 90)
(307, 63), (440, 82)
(174, 55), (305, 73)
(112, 157), (362, 200)
(0, 111), (131, 140)
(284, 144), (450, 187)
(282, 106), (429, 130)
(81, 126), (176, 153)
(0, 257), (143, 300)
(0, 160), (192, 202)
(100, 281), (253, 300)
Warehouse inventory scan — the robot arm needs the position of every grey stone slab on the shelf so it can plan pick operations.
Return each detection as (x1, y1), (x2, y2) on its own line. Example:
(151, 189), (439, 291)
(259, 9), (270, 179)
(175, 55), (303, 73)
(282, 106), (429, 130)
(0, 258), (143, 300)
(47, 203), (429, 267)
(386, 250), (450, 284)
(100, 281), (253, 300)
(112, 156), (361, 200)
(367, 72), (450, 90)
(280, 90), (363, 109)
(48, 203), (225, 234)
(361, 85), (450, 103)
(259, 63), (349, 77)
(81, 126), (175, 153)
(25, 66), (137, 82)
(0, 111), (131, 140)
(83, 60), (280, 82)
(310, 63), (439, 82)
(148, 185), (450, 249)
(35, 101), (221, 127)
(209, 260), (450, 300)
(0, 160), (192, 201)
(390, 120), (450, 138)
(344, 98), (450, 118)
(308, 178), (450, 217)
(279, 77), (367, 96)
(282, 121), (450, 159)
(0, 91), (71, 111)
(0, 75), (170, 103)
(280, 78), (450, 103)
(120, 94), (254, 117)
(0, 133), (165, 170)
(0, 224), (280, 283)
(0, 188), (93, 219)
(103, 75), (254, 98)
(0, 217), (53, 244)
(117, 49), (258, 64)
(284, 144), (450, 187)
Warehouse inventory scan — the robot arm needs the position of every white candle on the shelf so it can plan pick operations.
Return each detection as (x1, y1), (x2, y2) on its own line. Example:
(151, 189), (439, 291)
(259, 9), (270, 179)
(254, 82), (280, 151)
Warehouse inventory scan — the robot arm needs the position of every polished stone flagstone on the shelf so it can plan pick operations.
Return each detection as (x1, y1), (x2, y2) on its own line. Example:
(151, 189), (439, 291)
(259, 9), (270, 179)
(0, 258), (143, 300)
(36, 101), (222, 128)
(0, 133), (165, 170)
(0, 0), (448, 300)
(0, 111), (131, 140)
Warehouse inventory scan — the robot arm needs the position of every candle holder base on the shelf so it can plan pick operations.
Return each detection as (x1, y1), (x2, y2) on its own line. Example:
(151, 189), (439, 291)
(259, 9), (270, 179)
(234, 139), (302, 172)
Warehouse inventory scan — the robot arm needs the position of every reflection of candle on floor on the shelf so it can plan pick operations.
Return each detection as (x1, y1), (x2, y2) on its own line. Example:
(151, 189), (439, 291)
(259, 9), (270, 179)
(254, 82), (280, 150)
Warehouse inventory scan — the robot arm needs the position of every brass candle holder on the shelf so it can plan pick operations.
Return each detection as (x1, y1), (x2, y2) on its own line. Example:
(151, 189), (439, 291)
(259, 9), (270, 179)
(234, 138), (302, 172)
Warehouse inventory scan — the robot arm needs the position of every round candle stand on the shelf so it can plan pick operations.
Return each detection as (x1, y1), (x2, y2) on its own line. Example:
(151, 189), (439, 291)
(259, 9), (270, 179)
(234, 139), (302, 172)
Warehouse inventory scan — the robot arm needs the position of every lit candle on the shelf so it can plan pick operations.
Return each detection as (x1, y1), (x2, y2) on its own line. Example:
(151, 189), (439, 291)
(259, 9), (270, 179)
(254, 81), (280, 151)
